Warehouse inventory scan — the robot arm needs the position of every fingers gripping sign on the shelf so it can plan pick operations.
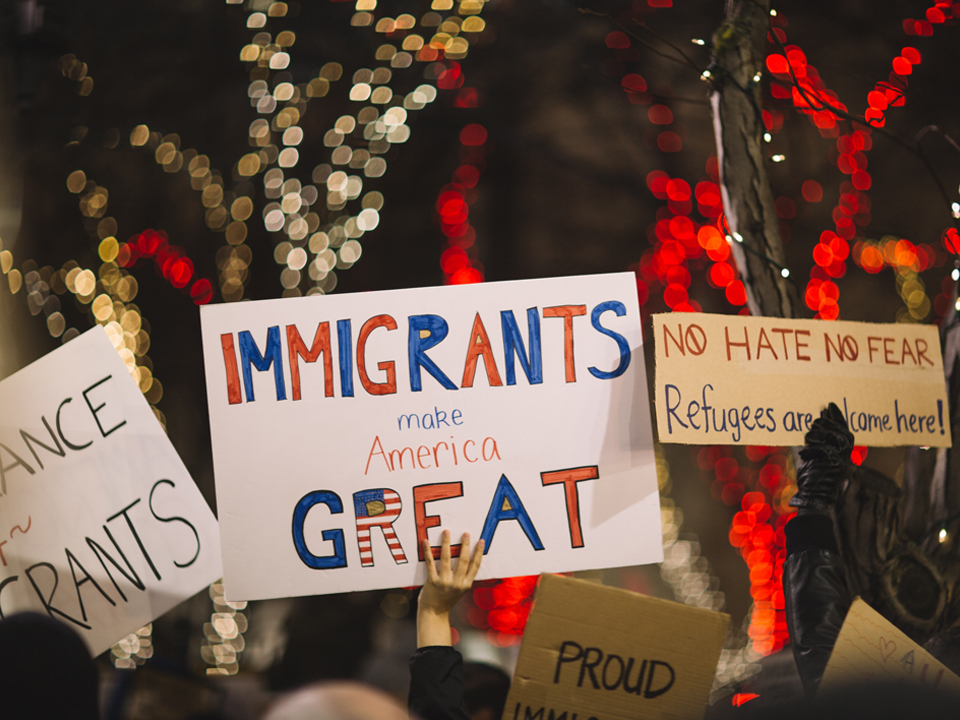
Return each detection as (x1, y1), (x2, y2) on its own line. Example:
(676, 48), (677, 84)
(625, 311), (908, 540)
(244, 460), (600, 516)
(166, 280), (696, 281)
(790, 401), (855, 513)
(417, 530), (484, 648)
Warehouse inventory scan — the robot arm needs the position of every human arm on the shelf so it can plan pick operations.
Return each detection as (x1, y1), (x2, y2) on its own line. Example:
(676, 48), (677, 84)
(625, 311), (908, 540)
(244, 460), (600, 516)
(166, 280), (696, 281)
(784, 402), (854, 696)
(409, 530), (484, 720)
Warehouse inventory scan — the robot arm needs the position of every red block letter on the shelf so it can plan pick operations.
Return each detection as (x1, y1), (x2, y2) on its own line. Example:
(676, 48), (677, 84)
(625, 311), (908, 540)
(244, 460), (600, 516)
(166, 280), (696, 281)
(540, 466), (599, 548)
(461, 314), (503, 388)
(357, 314), (398, 396)
(220, 333), (242, 405)
(413, 482), (464, 560)
(287, 323), (334, 400)
(543, 305), (586, 383)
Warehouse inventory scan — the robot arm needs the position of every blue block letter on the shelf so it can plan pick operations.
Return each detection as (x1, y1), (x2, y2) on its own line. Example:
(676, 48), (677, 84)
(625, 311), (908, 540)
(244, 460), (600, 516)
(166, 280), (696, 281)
(337, 319), (354, 398)
(480, 474), (544, 553)
(292, 491), (347, 569)
(408, 315), (458, 391)
(239, 326), (286, 401)
(501, 308), (543, 386)
(588, 301), (631, 380)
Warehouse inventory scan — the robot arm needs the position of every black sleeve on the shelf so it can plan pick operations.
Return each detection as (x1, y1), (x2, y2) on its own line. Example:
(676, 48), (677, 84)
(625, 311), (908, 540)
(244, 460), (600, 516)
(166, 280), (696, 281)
(783, 512), (852, 697)
(409, 646), (471, 720)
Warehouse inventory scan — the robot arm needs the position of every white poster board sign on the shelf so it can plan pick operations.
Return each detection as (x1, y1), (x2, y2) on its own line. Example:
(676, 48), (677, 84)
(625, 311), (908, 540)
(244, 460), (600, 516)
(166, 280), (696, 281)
(200, 273), (660, 601)
(0, 327), (222, 656)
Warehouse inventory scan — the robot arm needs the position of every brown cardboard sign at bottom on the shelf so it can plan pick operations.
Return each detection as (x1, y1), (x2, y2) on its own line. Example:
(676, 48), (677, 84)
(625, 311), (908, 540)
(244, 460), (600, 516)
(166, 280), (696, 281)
(502, 574), (730, 720)
(820, 598), (960, 694)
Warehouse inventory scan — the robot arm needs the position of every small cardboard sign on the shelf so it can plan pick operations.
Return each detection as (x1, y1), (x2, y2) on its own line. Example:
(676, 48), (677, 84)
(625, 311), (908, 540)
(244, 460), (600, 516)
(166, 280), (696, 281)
(820, 598), (960, 693)
(0, 327), (222, 656)
(502, 574), (729, 720)
(200, 273), (661, 601)
(652, 313), (950, 447)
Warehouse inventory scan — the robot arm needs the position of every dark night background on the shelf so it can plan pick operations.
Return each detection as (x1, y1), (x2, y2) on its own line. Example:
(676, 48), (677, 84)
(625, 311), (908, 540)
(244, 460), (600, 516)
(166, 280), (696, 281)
(0, 0), (958, 711)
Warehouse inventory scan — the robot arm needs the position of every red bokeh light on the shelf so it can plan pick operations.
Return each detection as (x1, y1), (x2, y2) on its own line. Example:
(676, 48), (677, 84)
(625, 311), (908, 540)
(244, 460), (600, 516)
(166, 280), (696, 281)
(709, 261), (735, 288)
(120, 229), (213, 303)
(605, 31), (630, 49)
(621, 73), (647, 92)
(902, 46), (922, 64)
(657, 131), (683, 152)
(801, 180), (823, 202)
(733, 693), (760, 707)
(453, 165), (480, 188)
(943, 228), (960, 254)
(437, 64), (464, 90)
(892, 56), (913, 75)
(648, 105), (673, 125)
(664, 178), (691, 202)
(459, 123), (487, 146)
(169, 257), (194, 289)
(766, 54), (789, 74)
(190, 279), (213, 305)
(851, 446), (868, 466)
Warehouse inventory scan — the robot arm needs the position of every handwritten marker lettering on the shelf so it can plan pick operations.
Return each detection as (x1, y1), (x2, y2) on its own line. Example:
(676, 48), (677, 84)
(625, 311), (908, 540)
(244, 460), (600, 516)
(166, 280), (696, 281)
(219, 301), (632, 403)
(654, 313), (951, 448)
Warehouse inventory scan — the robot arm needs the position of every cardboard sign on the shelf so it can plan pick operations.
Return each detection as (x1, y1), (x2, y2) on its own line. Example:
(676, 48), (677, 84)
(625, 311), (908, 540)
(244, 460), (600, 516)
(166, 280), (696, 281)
(200, 273), (661, 601)
(652, 313), (950, 447)
(0, 327), (222, 656)
(503, 574), (729, 720)
(821, 598), (960, 693)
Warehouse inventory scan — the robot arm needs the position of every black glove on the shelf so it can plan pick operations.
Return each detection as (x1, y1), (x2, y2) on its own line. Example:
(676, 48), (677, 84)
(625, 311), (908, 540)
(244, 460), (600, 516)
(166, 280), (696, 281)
(790, 402), (854, 513)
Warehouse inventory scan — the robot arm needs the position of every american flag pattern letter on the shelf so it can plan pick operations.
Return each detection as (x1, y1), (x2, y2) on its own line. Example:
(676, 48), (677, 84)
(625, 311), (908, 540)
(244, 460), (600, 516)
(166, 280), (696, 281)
(353, 488), (408, 567)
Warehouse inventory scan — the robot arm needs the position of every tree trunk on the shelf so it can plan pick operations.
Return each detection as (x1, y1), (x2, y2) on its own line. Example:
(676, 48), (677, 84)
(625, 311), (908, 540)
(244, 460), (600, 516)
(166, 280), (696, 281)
(709, 0), (797, 319)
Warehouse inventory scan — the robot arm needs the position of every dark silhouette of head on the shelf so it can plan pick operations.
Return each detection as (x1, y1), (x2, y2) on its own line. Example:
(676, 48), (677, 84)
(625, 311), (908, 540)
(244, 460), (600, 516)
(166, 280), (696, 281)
(0, 612), (99, 720)
(262, 681), (409, 720)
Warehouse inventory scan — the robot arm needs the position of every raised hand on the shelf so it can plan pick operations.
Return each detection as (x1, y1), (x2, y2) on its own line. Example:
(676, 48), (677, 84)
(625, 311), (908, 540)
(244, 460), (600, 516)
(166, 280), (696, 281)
(417, 530), (484, 647)
(791, 402), (855, 513)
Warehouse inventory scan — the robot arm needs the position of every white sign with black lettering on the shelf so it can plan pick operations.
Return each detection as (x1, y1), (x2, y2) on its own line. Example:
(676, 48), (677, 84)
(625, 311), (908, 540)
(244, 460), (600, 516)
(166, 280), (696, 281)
(0, 327), (222, 656)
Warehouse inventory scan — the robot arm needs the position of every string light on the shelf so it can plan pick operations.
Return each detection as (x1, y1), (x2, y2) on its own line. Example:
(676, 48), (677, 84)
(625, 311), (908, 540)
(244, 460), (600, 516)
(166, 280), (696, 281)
(851, 235), (942, 321)
(655, 447), (760, 693)
(202, 581), (249, 675)
(234, 0), (492, 298)
(111, 624), (154, 669)
(764, 5), (953, 321)
(5, 48), (225, 673)
(437, 127), (487, 284)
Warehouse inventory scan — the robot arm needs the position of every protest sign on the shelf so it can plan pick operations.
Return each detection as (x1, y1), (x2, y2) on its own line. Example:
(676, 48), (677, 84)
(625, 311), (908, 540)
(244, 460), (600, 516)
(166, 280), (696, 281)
(0, 327), (222, 656)
(200, 272), (660, 601)
(652, 312), (950, 447)
(820, 598), (960, 693)
(503, 574), (729, 720)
